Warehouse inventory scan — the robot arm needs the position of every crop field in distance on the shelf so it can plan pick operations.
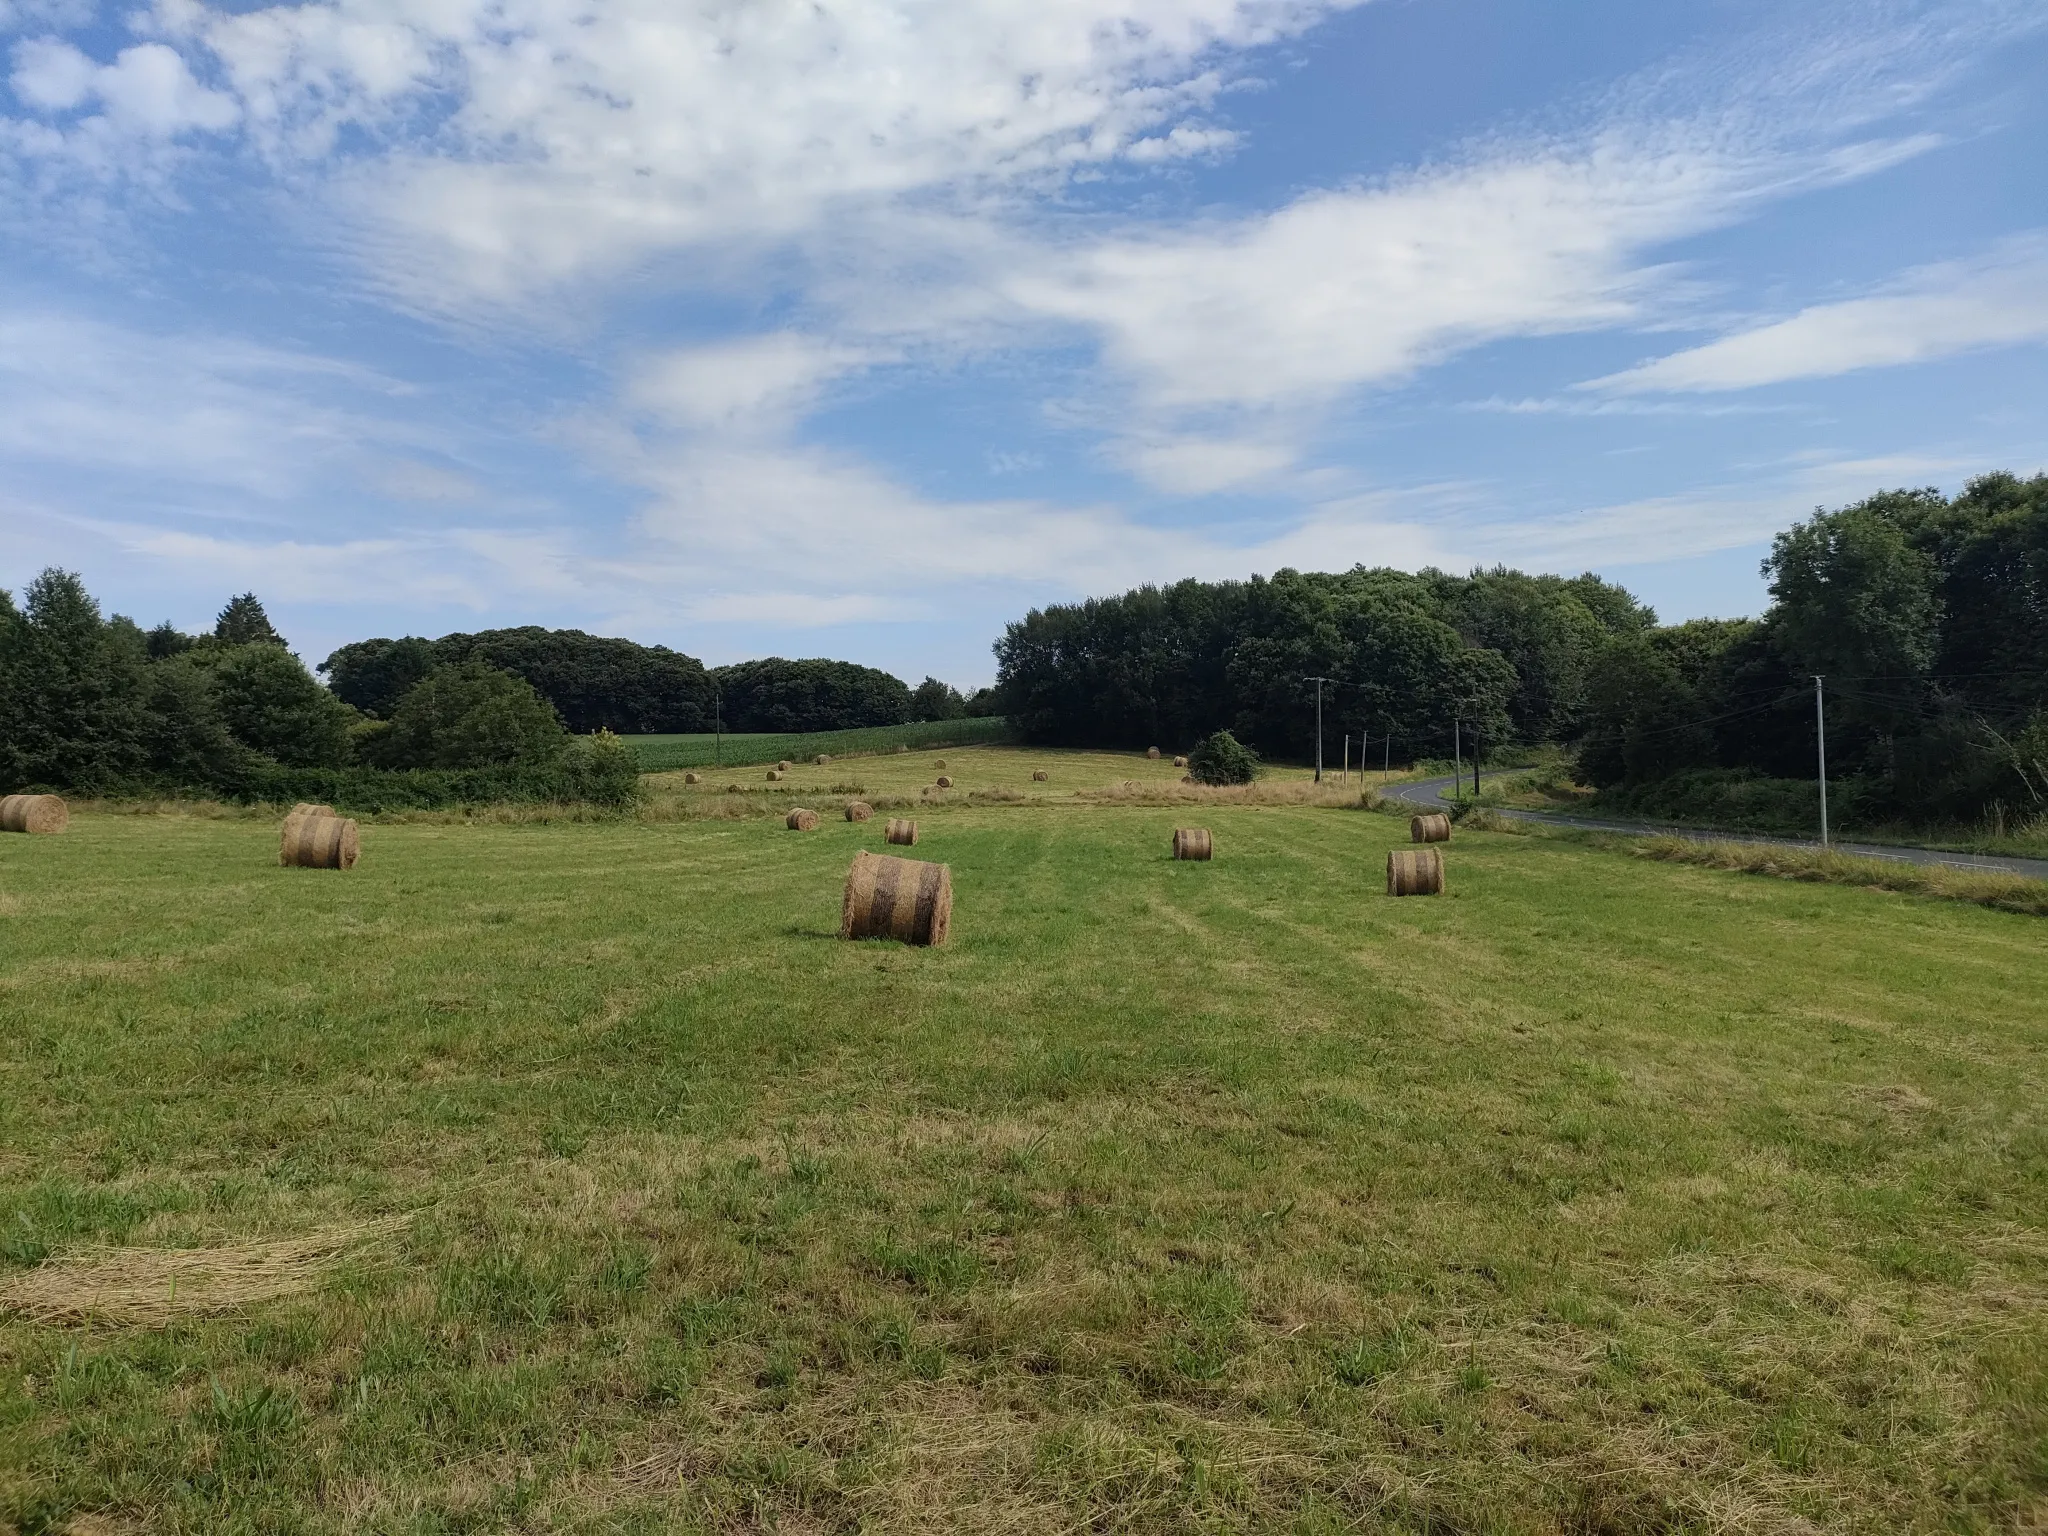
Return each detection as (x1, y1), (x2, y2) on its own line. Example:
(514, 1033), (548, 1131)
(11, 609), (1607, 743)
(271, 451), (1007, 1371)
(1, 745), (2043, 1533)
(621, 716), (1012, 773)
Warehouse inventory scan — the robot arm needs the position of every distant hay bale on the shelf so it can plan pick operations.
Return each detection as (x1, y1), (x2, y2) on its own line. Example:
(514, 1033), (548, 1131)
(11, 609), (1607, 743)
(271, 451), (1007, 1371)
(935, 775), (953, 789)
(0, 1216), (409, 1327)
(815, 754), (830, 765)
(0, 794), (68, 834)
(726, 784), (742, 794)
(1147, 747), (1161, 760)
(845, 800), (873, 822)
(934, 759), (946, 769)
(886, 818), (918, 846)
(1411, 813), (1451, 843)
(767, 769), (784, 781)
(778, 760), (793, 772)
(280, 812), (358, 870)
(1172, 827), (1213, 861)
(683, 772), (701, 784)
(1032, 770), (1048, 782)
(1387, 848), (1445, 896)
(841, 849), (952, 947)
(1173, 756), (1187, 768)
(787, 808), (820, 831)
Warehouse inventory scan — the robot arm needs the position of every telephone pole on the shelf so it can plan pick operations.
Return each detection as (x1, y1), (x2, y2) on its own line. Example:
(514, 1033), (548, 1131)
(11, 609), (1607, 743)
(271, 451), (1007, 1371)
(1814, 675), (1829, 847)
(1305, 676), (1337, 782)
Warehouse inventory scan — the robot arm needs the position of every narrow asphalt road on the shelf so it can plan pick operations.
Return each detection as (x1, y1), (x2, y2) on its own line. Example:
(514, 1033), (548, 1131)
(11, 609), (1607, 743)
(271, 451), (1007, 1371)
(1383, 773), (2048, 883)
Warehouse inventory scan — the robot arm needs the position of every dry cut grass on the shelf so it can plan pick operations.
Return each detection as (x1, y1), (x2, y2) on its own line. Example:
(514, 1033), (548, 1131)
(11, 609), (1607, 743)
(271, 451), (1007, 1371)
(1630, 835), (2048, 917)
(0, 1218), (409, 1327)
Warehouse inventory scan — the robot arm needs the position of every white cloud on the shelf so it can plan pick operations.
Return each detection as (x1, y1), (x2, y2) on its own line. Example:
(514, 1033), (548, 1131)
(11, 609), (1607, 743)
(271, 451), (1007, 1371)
(0, 309), (412, 495)
(628, 333), (879, 436)
(173, 0), (1360, 305)
(10, 37), (237, 134)
(1588, 233), (2048, 393)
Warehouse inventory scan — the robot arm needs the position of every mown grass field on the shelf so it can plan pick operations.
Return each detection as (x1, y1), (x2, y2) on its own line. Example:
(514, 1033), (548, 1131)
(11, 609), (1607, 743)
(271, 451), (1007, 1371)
(2, 747), (2044, 1534)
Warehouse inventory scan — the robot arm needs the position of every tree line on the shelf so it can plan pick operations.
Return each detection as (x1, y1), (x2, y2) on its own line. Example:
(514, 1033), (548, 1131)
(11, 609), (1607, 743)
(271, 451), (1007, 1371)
(0, 577), (995, 805)
(1574, 472), (2048, 827)
(994, 565), (1653, 762)
(322, 632), (989, 734)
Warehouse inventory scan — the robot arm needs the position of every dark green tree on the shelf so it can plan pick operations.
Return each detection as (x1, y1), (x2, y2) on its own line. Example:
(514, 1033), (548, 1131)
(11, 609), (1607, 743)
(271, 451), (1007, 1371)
(208, 644), (357, 768)
(319, 636), (438, 718)
(0, 569), (149, 790)
(213, 593), (286, 648)
(379, 662), (569, 769)
(910, 676), (966, 721)
(712, 658), (912, 732)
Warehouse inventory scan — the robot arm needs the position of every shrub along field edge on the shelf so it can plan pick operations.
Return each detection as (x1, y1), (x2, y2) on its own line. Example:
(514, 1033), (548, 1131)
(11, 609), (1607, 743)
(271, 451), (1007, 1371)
(623, 715), (1013, 771)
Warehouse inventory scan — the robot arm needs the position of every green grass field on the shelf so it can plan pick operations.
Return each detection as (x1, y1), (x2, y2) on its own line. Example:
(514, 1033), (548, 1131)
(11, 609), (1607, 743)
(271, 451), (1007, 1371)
(2, 747), (2044, 1534)
(622, 717), (1012, 773)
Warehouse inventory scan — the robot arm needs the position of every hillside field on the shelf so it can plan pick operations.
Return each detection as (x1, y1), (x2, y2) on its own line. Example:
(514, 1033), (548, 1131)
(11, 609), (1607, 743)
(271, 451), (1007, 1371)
(621, 717), (1012, 773)
(1, 746), (2044, 1534)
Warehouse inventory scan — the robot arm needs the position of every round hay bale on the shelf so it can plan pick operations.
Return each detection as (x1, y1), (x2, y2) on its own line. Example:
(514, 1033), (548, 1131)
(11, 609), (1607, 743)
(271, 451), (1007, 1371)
(727, 784), (742, 794)
(885, 818), (918, 846)
(845, 800), (874, 822)
(1171, 827), (1212, 861)
(1387, 848), (1445, 896)
(1031, 770), (1048, 782)
(1410, 813), (1451, 844)
(787, 808), (820, 831)
(1173, 755), (1187, 768)
(935, 775), (953, 789)
(767, 769), (784, 781)
(0, 794), (68, 834)
(778, 760), (793, 772)
(841, 849), (952, 947)
(684, 772), (701, 785)
(814, 754), (830, 766)
(1147, 746), (1161, 760)
(281, 812), (359, 870)
(934, 759), (946, 769)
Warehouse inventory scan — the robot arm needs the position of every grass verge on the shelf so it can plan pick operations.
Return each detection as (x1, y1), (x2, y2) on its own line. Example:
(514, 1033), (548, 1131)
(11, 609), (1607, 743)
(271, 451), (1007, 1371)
(1628, 834), (2048, 917)
(623, 717), (1012, 772)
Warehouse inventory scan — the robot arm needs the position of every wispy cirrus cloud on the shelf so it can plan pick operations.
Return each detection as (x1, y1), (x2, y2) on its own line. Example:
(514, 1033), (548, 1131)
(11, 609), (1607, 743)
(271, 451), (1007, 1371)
(1587, 232), (2048, 393)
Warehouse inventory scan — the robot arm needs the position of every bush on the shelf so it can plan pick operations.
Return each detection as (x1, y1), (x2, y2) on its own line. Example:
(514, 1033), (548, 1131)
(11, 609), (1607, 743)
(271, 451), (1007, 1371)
(241, 732), (641, 813)
(1187, 730), (1260, 785)
(378, 662), (569, 770)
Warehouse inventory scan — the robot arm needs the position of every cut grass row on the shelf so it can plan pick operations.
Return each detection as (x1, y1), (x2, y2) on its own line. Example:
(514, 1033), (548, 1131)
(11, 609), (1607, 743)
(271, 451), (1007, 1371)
(1, 763), (2044, 1531)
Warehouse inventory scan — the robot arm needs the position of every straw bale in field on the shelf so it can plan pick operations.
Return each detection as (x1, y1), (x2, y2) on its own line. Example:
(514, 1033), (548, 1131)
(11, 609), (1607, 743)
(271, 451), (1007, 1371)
(727, 784), (742, 794)
(1172, 827), (1212, 861)
(787, 808), (820, 831)
(684, 772), (700, 784)
(935, 775), (953, 789)
(845, 800), (873, 822)
(778, 760), (793, 771)
(281, 812), (358, 870)
(1173, 756), (1188, 768)
(0, 1217), (408, 1326)
(886, 818), (918, 846)
(814, 754), (830, 765)
(1387, 847), (1444, 896)
(1411, 813), (1451, 843)
(934, 759), (946, 769)
(841, 849), (952, 946)
(0, 794), (68, 834)
(1147, 747), (1161, 759)
(767, 769), (784, 781)
(1032, 770), (1048, 782)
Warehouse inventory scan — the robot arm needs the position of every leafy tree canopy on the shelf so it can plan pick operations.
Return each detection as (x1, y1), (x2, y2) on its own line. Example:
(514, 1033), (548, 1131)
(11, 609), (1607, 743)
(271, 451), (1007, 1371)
(214, 593), (286, 648)
(377, 662), (569, 770)
(713, 657), (912, 733)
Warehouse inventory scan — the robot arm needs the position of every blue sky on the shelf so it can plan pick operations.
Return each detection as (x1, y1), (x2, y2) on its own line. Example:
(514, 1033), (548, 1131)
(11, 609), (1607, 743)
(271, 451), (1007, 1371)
(3, 0), (2044, 687)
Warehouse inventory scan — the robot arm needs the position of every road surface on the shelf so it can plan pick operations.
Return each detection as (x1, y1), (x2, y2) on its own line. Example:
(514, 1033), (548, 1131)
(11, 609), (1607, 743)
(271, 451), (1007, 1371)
(1383, 773), (2048, 883)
